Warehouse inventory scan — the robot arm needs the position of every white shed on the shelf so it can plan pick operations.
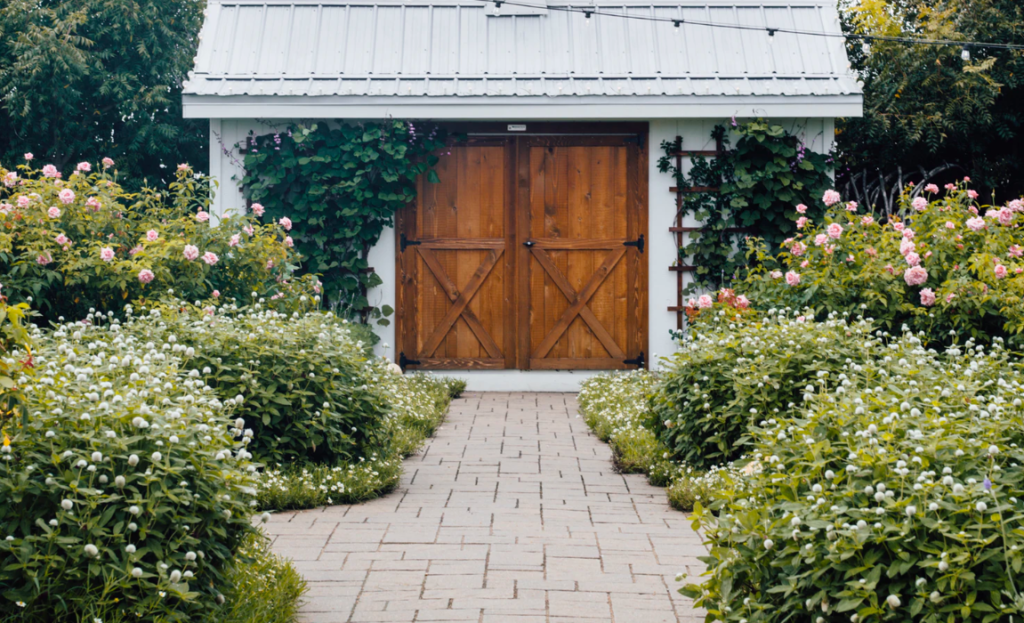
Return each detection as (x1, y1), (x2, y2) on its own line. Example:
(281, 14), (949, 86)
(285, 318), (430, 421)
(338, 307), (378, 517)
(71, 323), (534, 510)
(183, 0), (861, 391)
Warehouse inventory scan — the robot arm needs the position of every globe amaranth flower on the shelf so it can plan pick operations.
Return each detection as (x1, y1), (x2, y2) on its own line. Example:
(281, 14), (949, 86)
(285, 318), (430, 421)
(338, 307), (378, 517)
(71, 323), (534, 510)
(904, 266), (928, 286)
(822, 189), (841, 206)
(919, 288), (936, 307)
(183, 245), (199, 261)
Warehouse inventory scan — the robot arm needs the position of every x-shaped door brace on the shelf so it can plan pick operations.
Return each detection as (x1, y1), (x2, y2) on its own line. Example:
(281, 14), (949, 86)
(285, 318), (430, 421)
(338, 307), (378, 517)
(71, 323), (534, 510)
(530, 247), (627, 360)
(417, 246), (504, 358)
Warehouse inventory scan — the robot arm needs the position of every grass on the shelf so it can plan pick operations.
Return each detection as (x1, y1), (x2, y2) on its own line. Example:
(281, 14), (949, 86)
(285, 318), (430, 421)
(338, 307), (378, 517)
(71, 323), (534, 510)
(254, 370), (465, 511)
(578, 372), (738, 511)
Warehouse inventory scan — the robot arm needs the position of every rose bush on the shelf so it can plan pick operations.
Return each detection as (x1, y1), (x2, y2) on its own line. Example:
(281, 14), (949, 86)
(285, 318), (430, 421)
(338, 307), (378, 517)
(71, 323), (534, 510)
(739, 182), (1024, 346)
(0, 311), (261, 622)
(684, 330), (1024, 622)
(0, 159), (315, 323)
(649, 305), (876, 470)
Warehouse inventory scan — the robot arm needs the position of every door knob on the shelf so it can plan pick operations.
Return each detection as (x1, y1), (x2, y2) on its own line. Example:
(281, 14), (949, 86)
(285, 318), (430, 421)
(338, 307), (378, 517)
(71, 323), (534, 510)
(523, 240), (535, 247)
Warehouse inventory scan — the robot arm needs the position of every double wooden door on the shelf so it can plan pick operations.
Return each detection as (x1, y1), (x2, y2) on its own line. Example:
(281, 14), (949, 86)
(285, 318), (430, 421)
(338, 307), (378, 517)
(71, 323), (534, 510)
(396, 131), (647, 371)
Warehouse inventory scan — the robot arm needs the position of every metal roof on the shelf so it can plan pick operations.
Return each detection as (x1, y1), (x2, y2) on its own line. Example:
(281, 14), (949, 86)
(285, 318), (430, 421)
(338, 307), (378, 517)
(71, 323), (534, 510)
(183, 0), (862, 119)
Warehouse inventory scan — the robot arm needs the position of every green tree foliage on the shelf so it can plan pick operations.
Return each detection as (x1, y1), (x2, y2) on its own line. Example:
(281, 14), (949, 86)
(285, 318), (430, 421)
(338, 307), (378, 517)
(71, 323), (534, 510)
(839, 0), (1024, 199)
(0, 0), (206, 185)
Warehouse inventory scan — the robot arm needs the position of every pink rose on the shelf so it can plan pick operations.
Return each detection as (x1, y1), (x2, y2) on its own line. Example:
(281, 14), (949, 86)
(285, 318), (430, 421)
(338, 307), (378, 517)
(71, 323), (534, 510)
(284, 236), (294, 248)
(902, 229), (915, 240)
(202, 251), (219, 265)
(244, 225), (254, 236)
(196, 210), (210, 222)
(911, 197), (927, 212)
(138, 269), (155, 284)
(866, 247), (877, 257)
(968, 190), (979, 199)
(102, 157), (114, 168)
(945, 183), (956, 191)
(796, 216), (808, 229)
(229, 234), (240, 247)
(827, 223), (843, 239)
(86, 197), (101, 211)
(905, 252), (921, 267)
(129, 245), (142, 256)
(892, 222), (905, 232)
(846, 255), (855, 262)
(998, 209), (1013, 227)
(904, 266), (928, 286)
(800, 260), (810, 268)
(48, 206), (60, 219)
(846, 201), (858, 212)
(686, 298), (697, 310)
(100, 247), (115, 262)
(795, 204), (808, 214)
(183, 244), (199, 261)
(76, 162), (91, 172)
(146, 230), (159, 242)
(1010, 199), (1024, 212)
(55, 233), (69, 246)
(770, 270), (783, 279)
(814, 234), (828, 246)
(785, 271), (801, 286)
(251, 203), (265, 217)
(16, 196), (29, 208)
(58, 189), (75, 204)
(968, 206), (979, 215)
(966, 217), (986, 232)
(42, 164), (58, 178)
(945, 221), (955, 229)
(734, 295), (749, 310)
(964, 177), (971, 182)
(23, 153), (33, 161)
(945, 293), (956, 303)
(177, 163), (190, 172)
(266, 260), (274, 269)
(861, 216), (875, 226)
(823, 245), (835, 255)
(822, 190), (841, 206)
(36, 253), (52, 266)
(278, 217), (292, 231)
(697, 295), (713, 309)
(1009, 245), (1023, 258)
(920, 288), (936, 307)
(0, 203), (13, 215)
(900, 239), (915, 256)
(924, 184), (939, 194)
(885, 264), (895, 274)
(790, 241), (806, 256)
(995, 264), (1008, 279)
(212, 290), (220, 298)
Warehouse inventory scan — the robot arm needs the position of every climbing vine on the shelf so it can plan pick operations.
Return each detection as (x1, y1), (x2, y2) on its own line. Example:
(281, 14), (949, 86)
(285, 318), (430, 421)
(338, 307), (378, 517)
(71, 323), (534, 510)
(239, 120), (454, 324)
(658, 119), (833, 294)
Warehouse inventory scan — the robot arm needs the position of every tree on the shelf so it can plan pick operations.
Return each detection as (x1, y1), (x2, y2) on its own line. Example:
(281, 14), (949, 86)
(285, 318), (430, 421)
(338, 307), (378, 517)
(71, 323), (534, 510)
(0, 0), (206, 185)
(838, 0), (1024, 206)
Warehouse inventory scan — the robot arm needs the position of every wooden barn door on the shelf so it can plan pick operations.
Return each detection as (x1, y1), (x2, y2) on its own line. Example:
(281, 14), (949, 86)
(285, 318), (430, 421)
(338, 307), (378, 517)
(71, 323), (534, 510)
(397, 138), (515, 370)
(518, 136), (646, 370)
(397, 128), (646, 371)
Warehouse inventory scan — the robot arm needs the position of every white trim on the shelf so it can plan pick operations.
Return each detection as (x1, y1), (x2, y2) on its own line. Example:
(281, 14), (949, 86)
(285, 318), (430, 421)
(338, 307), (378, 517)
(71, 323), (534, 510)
(184, 96), (863, 119)
(418, 370), (609, 392)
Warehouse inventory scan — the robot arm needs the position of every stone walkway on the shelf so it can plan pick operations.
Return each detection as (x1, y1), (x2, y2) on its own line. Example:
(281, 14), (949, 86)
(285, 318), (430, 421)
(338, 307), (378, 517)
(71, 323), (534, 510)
(265, 392), (706, 623)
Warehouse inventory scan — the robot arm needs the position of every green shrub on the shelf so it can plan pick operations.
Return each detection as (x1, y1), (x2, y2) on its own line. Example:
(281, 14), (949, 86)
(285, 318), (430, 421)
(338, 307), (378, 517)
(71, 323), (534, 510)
(0, 161), (315, 323)
(684, 331), (1024, 622)
(649, 307), (875, 470)
(254, 366), (460, 511)
(221, 533), (306, 623)
(740, 183), (1024, 346)
(0, 313), (260, 621)
(121, 303), (390, 466)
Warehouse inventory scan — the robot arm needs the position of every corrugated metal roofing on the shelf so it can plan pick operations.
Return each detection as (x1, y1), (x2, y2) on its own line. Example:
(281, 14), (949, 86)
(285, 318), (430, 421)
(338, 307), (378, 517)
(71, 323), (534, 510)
(184, 0), (860, 100)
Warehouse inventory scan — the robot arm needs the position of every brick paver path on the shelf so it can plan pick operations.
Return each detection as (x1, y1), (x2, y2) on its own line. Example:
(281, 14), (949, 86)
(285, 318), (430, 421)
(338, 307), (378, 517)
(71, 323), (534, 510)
(265, 392), (706, 622)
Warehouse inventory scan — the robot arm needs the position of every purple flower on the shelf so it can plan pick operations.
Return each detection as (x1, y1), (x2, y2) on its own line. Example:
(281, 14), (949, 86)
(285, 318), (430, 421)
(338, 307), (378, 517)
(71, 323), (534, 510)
(984, 477), (992, 491)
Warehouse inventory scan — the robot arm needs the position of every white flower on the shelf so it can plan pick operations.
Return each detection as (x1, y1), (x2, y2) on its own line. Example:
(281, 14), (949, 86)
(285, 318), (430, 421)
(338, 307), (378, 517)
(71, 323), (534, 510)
(151, 452), (162, 461)
(126, 544), (136, 554)
(260, 512), (271, 524)
(84, 544), (99, 557)
(169, 570), (182, 583)
(886, 595), (901, 609)
(131, 567), (143, 578)
(128, 505), (140, 516)
(976, 501), (988, 512)
(763, 539), (774, 550)
(185, 551), (197, 561)
(128, 454), (139, 466)
(91, 452), (103, 462)
(928, 502), (939, 511)
(60, 499), (73, 510)
(989, 445), (1000, 455)
(115, 475), (126, 488)
(905, 505), (916, 517)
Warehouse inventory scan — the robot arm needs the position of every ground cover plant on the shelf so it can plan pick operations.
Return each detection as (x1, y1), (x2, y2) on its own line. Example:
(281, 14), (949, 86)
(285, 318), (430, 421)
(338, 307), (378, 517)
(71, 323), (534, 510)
(0, 312), (267, 621)
(684, 330), (1024, 623)
(0, 160), (315, 323)
(740, 183), (1024, 347)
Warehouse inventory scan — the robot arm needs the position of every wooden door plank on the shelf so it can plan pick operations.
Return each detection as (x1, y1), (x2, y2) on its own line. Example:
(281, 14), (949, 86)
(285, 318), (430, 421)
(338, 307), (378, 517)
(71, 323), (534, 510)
(515, 137), (533, 370)
(420, 248), (503, 357)
(529, 248), (626, 360)
(531, 247), (625, 360)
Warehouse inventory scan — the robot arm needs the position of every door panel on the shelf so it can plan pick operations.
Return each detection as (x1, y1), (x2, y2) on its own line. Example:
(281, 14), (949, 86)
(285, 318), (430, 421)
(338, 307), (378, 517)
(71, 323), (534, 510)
(398, 139), (513, 369)
(520, 138), (642, 370)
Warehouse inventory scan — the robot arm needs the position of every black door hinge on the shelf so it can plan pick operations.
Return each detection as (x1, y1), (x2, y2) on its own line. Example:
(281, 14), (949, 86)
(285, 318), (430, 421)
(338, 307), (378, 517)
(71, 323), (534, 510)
(400, 234), (421, 252)
(623, 351), (645, 369)
(623, 133), (646, 147)
(399, 352), (421, 368)
(623, 234), (645, 254)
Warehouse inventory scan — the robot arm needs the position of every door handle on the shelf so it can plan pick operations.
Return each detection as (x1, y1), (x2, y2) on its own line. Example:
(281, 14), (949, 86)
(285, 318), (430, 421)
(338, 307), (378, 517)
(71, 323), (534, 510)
(522, 240), (535, 247)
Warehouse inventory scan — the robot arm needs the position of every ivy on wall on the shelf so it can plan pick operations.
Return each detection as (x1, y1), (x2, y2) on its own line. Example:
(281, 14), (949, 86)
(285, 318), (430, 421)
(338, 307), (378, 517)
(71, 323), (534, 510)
(658, 119), (833, 293)
(238, 121), (452, 324)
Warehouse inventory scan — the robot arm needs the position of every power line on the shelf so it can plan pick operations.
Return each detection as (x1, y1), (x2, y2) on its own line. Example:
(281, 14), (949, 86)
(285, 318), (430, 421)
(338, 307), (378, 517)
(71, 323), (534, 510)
(485, 0), (1024, 54)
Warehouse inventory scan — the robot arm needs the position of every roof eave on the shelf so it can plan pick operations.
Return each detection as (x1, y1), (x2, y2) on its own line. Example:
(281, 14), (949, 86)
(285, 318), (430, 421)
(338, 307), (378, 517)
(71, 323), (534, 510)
(183, 94), (863, 120)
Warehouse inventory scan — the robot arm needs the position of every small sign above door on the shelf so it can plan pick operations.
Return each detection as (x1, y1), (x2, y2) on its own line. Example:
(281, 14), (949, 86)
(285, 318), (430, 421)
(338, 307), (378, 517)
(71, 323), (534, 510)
(507, 124), (527, 132)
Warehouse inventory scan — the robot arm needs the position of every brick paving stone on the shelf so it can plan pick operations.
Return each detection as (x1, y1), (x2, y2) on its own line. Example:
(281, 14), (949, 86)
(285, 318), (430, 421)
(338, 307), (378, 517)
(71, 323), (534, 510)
(271, 392), (706, 623)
